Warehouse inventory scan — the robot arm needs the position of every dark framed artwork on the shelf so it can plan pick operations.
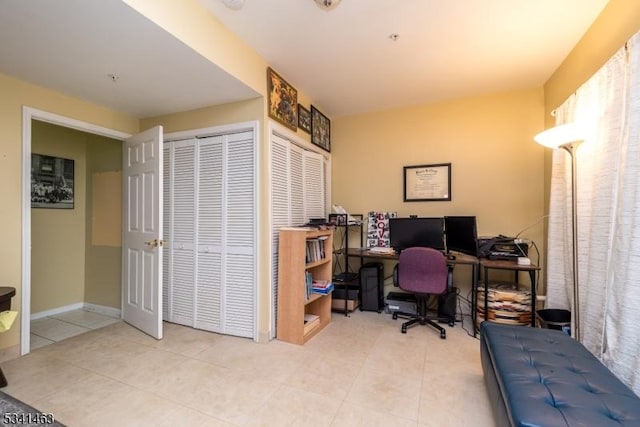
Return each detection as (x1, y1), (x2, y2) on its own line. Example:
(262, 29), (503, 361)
(311, 105), (330, 152)
(31, 153), (75, 209)
(267, 67), (298, 131)
(403, 163), (451, 202)
(298, 104), (311, 134)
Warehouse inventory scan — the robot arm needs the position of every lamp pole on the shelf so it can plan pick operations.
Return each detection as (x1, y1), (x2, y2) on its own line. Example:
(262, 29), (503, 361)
(534, 122), (584, 342)
(560, 142), (582, 342)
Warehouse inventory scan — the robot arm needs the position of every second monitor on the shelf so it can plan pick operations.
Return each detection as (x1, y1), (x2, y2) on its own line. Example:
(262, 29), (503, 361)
(389, 217), (445, 252)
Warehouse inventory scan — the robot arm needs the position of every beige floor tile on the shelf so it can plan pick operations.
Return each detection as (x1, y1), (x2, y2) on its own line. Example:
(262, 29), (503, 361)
(4, 310), (493, 427)
(195, 334), (306, 382)
(1, 351), (93, 403)
(284, 352), (362, 400)
(30, 333), (54, 350)
(50, 309), (119, 329)
(345, 366), (422, 421)
(330, 401), (418, 427)
(246, 384), (342, 427)
(31, 317), (91, 342)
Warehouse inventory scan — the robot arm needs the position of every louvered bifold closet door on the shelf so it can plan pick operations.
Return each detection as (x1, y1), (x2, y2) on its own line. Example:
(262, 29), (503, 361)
(162, 144), (171, 321)
(290, 144), (306, 226)
(195, 136), (223, 332)
(167, 139), (197, 326)
(270, 135), (292, 338)
(303, 150), (325, 220)
(222, 131), (256, 338)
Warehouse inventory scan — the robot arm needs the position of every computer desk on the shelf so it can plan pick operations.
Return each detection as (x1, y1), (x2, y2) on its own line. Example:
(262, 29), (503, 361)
(346, 248), (480, 332)
(346, 249), (541, 335)
(479, 259), (540, 328)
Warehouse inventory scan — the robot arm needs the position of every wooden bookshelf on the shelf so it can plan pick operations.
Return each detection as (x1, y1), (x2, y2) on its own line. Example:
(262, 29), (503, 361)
(277, 228), (333, 344)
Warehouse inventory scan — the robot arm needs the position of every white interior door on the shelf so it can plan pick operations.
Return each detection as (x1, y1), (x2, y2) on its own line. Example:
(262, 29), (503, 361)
(122, 126), (163, 339)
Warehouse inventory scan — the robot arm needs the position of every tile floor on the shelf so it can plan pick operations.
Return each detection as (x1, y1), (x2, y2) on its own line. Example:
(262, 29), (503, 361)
(4, 311), (494, 427)
(30, 309), (121, 350)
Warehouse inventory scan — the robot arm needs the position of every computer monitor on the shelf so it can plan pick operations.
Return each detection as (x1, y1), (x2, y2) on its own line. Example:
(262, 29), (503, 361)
(389, 217), (445, 252)
(444, 216), (478, 256)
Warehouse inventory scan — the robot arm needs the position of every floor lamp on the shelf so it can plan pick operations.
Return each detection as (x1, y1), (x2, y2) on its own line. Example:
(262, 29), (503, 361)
(535, 123), (584, 342)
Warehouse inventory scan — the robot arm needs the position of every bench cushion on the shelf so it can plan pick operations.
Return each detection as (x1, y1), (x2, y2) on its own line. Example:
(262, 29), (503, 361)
(480, 322), (640, 427)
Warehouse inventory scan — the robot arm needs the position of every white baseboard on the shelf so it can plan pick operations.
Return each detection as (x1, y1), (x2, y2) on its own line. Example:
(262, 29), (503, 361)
(31, 303), (84, 320)
(31, 302), (121, 320)
(83, 303), (121, 319)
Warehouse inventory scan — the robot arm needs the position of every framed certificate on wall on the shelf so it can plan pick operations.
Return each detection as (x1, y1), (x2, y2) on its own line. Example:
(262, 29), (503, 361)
(403, 163), (451, 202)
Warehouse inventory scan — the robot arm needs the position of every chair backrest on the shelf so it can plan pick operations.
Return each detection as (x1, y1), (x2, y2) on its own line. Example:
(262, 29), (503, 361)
(397, 247), (448, 295)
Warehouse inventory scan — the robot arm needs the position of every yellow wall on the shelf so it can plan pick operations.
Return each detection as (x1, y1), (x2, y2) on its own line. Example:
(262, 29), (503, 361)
(85, 135), (123, 309)
(31, 121), (87, 312)
(141, 98), (263, 132)
(333, 88), (545, 296)
(0, 72), (138, 356)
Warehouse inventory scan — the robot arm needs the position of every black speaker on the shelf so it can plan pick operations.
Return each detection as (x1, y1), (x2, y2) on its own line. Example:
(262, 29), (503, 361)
(359, 262), (384, 312)
(438, 287), (457, 323)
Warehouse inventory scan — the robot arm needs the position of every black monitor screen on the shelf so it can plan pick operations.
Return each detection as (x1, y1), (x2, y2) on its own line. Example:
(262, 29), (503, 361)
(444, 216), (478, 256)
(389, 217), (445, 252)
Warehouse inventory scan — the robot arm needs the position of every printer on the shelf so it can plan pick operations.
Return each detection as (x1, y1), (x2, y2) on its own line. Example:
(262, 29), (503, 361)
(477, 236), (528, 260)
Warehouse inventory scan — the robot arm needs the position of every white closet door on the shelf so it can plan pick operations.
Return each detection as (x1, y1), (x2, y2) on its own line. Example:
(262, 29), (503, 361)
(162, 144), (171, 321)
(270, 135), (292, 337)
(168, 139), (197, 326)
(164, 127), (256, 340)
(269, 130), (328, 338)
(195, 136), (223, 332)
(290, 145), (305, 226)
(303, 150), (325, 220)
(223, 131), (256, 338)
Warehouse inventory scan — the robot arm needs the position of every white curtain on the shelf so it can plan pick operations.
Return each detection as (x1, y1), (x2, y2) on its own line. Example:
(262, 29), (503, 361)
(547, 32), (640, 394)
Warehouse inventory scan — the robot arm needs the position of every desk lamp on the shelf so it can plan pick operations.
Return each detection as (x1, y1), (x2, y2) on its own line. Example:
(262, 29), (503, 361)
(534, 122), (585, 342)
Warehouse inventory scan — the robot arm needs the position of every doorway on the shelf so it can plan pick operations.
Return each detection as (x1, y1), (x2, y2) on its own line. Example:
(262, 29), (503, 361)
(21, 107), (131, 355)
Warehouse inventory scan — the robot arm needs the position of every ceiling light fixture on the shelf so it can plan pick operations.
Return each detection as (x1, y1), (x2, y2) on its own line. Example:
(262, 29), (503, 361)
(389, 33), (400, 41)
(314, 0), (341, 11)
(220, 0), (244, 10)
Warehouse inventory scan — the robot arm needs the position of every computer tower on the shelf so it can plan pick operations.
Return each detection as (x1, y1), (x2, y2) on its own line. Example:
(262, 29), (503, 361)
(437, 287), (458, 324)
(360, 262), (384, 312)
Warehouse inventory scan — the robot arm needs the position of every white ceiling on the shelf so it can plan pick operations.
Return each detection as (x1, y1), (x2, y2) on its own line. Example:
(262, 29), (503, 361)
(0, 0), (258, 119)
(0, 0), (609, 119)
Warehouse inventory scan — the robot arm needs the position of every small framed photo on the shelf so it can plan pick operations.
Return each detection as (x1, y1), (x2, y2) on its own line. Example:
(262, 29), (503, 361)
(31, 153), (75, 209)
(298, 104), (311, 134)
(267, 67), (298, 131)
(311, 105), (330, 152)
(403, 163), (451, 202)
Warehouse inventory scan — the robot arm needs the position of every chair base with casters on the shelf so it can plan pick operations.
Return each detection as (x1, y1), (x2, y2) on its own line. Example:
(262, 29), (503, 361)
(392, 296), (449, 339)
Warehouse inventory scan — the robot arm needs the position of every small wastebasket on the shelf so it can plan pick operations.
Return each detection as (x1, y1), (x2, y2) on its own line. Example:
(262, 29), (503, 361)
(536, 308), (571, 332)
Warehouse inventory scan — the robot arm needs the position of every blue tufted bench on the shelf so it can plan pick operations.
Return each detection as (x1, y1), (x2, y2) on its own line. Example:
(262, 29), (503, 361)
(480, 321), (640, 427)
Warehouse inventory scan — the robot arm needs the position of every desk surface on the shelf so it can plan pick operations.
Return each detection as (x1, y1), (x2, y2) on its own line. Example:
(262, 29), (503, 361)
(346, 248), (479, 265)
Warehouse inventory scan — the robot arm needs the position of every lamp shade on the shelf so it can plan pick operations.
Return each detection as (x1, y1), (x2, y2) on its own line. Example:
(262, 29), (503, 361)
(534, 122), (585, 148)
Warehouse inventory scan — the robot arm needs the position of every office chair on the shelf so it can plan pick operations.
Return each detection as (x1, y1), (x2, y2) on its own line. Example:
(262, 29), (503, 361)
(392, 247), (452, 339)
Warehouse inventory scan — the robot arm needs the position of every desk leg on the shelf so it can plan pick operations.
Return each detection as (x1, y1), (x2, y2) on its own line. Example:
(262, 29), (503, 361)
(471, 264), (478, 337)
(484, 266), (489, 326)
(529, 270), (536, 327)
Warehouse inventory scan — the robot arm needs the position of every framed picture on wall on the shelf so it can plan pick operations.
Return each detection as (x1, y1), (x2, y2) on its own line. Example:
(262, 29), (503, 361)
(311, 105), (330, 152)
(31, 153), (75, 209)
(403, 163), (451, 202)
(298, 104), (311, 134)
(267, 67), (298, 131)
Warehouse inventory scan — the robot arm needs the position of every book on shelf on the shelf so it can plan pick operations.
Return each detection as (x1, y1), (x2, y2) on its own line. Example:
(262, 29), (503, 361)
(305, 271), (313, 300)
(311, 280), (334, 295)
(303, 313), (321, 334)
(305, 238), (326, 263)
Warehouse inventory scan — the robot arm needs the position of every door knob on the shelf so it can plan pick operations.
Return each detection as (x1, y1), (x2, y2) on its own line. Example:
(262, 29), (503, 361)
(144, 239), (164, 248)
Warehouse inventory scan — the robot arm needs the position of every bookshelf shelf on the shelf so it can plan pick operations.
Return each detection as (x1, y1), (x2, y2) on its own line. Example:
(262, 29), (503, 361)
(277, 227), (334, 345)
